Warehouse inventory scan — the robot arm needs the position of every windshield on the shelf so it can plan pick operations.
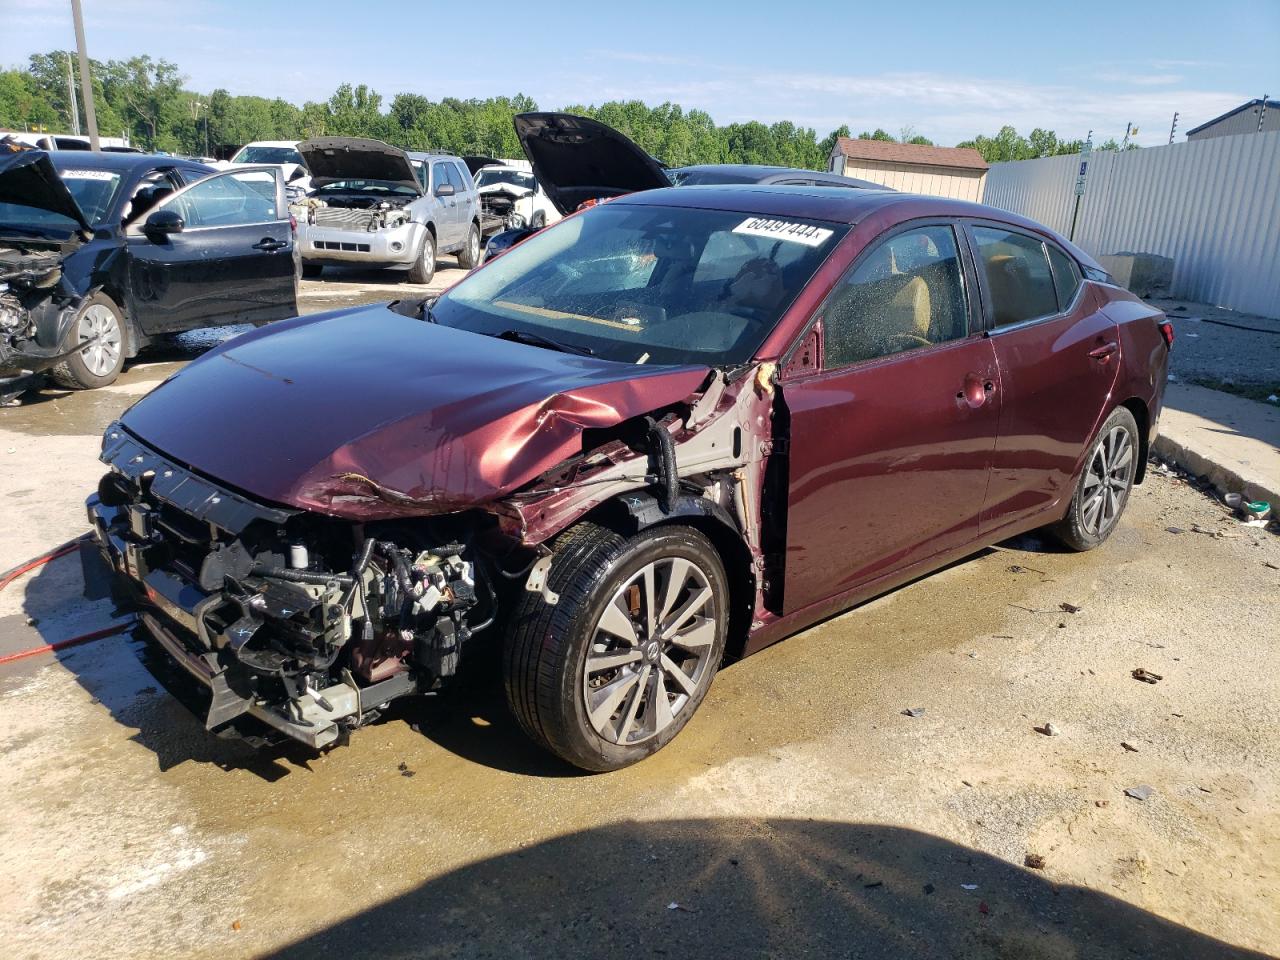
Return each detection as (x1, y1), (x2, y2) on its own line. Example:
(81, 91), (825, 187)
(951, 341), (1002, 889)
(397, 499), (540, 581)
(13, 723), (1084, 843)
(0, 167), (122, 230)
(232, 145), (304, 165)
(433, 203), (847, 365)
(476, 168), (535, 191)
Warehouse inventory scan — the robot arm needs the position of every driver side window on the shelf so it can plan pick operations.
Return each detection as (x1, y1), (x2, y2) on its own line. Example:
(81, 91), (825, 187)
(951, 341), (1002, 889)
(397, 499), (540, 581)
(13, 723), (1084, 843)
(822, 224), (969, 369)
(166, 170), (278, 229)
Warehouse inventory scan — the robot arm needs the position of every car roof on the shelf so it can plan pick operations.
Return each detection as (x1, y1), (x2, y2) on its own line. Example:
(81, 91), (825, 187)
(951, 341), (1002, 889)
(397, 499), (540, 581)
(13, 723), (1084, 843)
(673, 164), (877, 185)
(613, 184), (1038, 229)
(47, 150), (212, 174)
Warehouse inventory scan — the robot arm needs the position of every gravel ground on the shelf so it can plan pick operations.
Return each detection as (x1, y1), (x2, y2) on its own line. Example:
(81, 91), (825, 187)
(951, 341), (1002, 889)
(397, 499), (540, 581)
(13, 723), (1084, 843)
(0, 276), (1276, 959)
(1154, 297), (1280, 403)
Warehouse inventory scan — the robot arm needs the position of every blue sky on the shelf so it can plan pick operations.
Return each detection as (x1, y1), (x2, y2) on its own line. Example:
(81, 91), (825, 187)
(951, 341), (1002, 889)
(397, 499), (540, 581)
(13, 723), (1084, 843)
(3, 0), (1277, 147)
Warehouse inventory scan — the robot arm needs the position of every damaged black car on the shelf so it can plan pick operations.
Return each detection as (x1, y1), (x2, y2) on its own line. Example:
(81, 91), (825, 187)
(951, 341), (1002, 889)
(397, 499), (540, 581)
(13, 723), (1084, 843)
(0, 150), (299, 399)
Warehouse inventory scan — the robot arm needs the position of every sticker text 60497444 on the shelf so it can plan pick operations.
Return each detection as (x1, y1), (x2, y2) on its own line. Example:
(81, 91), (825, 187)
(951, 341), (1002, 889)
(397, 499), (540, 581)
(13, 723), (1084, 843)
(731, 217), (834, 248)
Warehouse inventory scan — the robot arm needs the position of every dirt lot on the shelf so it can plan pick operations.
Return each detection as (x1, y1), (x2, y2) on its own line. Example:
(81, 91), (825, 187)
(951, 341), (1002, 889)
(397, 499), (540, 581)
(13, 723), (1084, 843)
(1, 274), (1277, 959)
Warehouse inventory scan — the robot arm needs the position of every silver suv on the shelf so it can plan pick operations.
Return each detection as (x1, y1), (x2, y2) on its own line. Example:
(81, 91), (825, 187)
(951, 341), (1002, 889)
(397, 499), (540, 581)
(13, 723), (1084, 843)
(294, 138), (481, 283)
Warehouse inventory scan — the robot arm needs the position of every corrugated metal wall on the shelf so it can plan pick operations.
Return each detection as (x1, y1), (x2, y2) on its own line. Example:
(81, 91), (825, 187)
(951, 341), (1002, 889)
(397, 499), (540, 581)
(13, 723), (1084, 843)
(981, 131), (1280, 318)
(838, 159), (986, 201)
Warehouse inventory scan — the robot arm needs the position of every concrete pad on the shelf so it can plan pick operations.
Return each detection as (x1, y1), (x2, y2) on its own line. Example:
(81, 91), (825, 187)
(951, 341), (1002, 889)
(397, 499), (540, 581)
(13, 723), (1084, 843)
(1155, 382), (1280, 506)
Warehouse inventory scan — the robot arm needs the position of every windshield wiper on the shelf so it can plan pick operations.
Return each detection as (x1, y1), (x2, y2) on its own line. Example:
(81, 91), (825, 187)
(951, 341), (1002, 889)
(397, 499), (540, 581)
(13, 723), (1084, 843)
(495, 329), (594, 356)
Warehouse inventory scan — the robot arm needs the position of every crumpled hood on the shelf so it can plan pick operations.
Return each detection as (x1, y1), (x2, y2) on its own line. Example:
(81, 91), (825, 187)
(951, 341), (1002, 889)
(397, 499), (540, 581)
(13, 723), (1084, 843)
(119, 305), (708, 519)
(0, 150), (92, 236)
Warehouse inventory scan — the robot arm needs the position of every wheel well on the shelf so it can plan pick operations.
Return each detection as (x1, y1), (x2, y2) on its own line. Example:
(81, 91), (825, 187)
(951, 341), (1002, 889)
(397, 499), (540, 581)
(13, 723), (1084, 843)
(1120, 397), (1150, 484)
(90, 286), (141, 358)
(581, 497), (756, 664)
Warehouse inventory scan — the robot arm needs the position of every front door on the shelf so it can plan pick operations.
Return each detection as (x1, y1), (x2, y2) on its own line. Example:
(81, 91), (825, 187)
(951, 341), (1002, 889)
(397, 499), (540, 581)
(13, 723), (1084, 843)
(962, 223), (1122, 532)
(125, 167), (297, 334)
(781, 223), (1001, 615)
(432, 161), (461, 248)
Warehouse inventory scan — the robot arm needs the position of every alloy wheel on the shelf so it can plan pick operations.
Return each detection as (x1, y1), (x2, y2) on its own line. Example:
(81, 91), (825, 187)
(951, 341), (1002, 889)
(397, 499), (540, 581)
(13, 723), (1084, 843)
(1081, 424), (1134, 537)
(78, 304), (122, 377)
(582, 557), (718, 745)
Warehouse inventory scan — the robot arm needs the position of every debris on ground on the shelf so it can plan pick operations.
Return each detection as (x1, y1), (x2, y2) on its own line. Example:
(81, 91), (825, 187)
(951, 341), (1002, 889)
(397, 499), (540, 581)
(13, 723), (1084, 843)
(1132, 668), (1164, 684)
(398, 762), (416, 778)
(1036, 722), (1061, 737)
(1095, 800), (1110, 808)
(902, 707), (926, 718)
(1024, 853), (1046, 869)
(1007, 563), (1045, 575)
(1059, 602), (1082, 614)
(231, 920), (242, 932)
(979, 901), (991, 915)
(1165, 526), (1185, 534)
(863, 880), (883, 889)
(1121, 741), (1140, 752)
(1125, 785), (1155, 801)
(923, 883), (935, 895)
(961, 884), (979, 891)
(667, 902), (697, 913)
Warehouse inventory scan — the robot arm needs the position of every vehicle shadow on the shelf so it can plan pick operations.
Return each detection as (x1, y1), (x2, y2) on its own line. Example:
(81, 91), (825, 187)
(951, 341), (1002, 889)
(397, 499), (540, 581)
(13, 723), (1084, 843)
(264, 817), (1270, 960)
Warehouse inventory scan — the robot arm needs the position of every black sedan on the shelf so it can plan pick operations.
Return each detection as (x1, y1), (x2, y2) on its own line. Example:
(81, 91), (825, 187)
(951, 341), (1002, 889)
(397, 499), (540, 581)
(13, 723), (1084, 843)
(0, 150), (299, 396)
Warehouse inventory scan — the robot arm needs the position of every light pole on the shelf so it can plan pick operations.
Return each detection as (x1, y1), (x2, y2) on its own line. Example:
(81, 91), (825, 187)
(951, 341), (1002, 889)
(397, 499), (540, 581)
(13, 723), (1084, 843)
(70, 0), (99, 150)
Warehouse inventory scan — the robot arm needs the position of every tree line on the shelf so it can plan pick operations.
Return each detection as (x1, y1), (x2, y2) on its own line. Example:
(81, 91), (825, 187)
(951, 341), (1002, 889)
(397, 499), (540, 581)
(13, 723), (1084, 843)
(1, 50), (1126, 167)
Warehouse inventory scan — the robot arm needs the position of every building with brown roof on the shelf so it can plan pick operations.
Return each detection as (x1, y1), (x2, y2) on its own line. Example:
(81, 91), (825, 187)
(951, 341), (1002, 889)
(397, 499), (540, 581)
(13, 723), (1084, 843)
(827, 137), (990, 201)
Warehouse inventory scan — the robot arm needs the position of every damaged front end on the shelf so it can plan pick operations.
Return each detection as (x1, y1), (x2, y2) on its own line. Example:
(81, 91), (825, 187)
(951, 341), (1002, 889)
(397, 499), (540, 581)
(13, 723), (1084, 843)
(0, 246), (86, 394)
(85, 426), (497, 748)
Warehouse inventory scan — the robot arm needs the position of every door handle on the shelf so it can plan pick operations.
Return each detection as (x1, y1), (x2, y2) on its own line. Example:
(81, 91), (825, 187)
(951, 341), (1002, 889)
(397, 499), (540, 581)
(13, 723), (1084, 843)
(956, 373), (996, 409)
(252, 238), (288, 252)
(1089, 341), (1119, 361)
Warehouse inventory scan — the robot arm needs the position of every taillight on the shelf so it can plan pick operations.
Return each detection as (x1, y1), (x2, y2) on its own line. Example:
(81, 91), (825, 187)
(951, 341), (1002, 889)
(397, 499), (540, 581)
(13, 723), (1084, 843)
(1158, 320), (1174, 347)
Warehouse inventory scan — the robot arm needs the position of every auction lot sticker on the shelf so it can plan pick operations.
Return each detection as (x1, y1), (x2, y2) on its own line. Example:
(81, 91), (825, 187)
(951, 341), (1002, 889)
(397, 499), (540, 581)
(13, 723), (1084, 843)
(732, 217), (833, 247)
(61, 169), (116, 180)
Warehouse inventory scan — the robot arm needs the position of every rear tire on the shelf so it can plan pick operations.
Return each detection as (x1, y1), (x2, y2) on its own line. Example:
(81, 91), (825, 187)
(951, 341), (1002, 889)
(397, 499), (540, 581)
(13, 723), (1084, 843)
(50, 293), (127, 390)
(406, 230), (436, 284)
(1051, 406), (1140, 551)
(457, 222), (481, 269)
(504, 522), (728, 772)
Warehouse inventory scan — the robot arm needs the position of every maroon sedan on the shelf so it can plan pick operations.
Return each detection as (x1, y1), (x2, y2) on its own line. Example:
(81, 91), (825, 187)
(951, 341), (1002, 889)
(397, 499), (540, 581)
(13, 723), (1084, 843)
(84, 184), (1171, 771)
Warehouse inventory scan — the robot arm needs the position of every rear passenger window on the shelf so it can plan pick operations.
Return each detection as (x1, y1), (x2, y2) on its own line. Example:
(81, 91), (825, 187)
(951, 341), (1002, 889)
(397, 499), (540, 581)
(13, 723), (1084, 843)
(822, 224), (970, 369)
(972, 226), (1058, 327)
(1047, 244), (1081, 308)
(453, 162), (472, 190)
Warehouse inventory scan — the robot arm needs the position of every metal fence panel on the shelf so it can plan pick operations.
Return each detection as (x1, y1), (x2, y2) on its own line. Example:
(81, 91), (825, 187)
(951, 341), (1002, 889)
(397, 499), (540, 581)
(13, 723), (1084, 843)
(981, 132), (1280, 318)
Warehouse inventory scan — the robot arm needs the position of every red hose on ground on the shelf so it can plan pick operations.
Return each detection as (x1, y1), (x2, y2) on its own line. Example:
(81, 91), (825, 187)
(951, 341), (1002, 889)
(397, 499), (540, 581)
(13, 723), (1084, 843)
(0, 533), (134, 665)
(0, 534), (90, 595)
(0, 621), (135, 666)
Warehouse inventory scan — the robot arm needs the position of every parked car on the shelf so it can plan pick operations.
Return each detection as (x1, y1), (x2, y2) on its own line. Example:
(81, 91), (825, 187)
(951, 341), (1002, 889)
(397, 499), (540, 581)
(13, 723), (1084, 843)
(670, 164), (883, 189)
(293, 139), (481, 283)
(84, 182), (1171, 771)
(0, 150), (299, 397)
(222, 140), (311, 197)
(475, 164), (562, 230)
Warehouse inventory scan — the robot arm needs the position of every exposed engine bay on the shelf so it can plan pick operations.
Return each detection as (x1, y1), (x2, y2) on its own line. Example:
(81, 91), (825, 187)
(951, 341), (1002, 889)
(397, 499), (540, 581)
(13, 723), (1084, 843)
(293, 194), (413, 232)
(0, 243), (82, 386)
(85, 355), (782, 751)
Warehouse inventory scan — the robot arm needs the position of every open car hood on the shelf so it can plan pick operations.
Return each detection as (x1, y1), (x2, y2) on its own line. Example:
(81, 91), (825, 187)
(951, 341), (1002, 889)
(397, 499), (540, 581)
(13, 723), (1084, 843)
(513, 113), (670, 215)
(297, 138), (420, 192)
(0, 150), (92, 235)
(462, 155), (501, 176)
(118, 304), (708, 520)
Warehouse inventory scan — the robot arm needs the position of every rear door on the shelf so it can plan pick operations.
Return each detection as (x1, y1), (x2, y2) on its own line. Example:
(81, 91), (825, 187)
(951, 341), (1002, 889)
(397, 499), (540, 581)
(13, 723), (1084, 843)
(124, 166), (297, 334)
(962, 221), (1121, 532)
(780, 222), (1001, 614)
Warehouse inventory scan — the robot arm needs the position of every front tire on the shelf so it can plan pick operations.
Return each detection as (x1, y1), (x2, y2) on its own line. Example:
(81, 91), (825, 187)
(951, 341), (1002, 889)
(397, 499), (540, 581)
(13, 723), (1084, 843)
(1052, 406), (1140, 551)
(457, 222), (481, 269)
(504, 522), (729, 772)
(50, 293), (126, 390)
(406, 230), (436, 284)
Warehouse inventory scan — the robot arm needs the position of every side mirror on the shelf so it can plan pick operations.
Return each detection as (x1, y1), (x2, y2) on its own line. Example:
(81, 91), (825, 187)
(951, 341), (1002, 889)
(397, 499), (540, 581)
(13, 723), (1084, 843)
(435, 183), (455, 198)
(144, 208), (184, 241)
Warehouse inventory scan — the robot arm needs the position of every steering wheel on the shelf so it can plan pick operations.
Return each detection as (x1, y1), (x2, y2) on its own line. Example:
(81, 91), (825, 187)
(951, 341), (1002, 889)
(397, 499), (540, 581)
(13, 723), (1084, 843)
(884, 333), (931, 351)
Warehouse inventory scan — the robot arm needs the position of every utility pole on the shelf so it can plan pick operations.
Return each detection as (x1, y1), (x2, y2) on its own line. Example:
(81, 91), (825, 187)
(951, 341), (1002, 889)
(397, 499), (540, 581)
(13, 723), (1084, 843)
(1168, 112), (1178, 144)
(65, 51), (81, 135)
(70, 0), (99, 150)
